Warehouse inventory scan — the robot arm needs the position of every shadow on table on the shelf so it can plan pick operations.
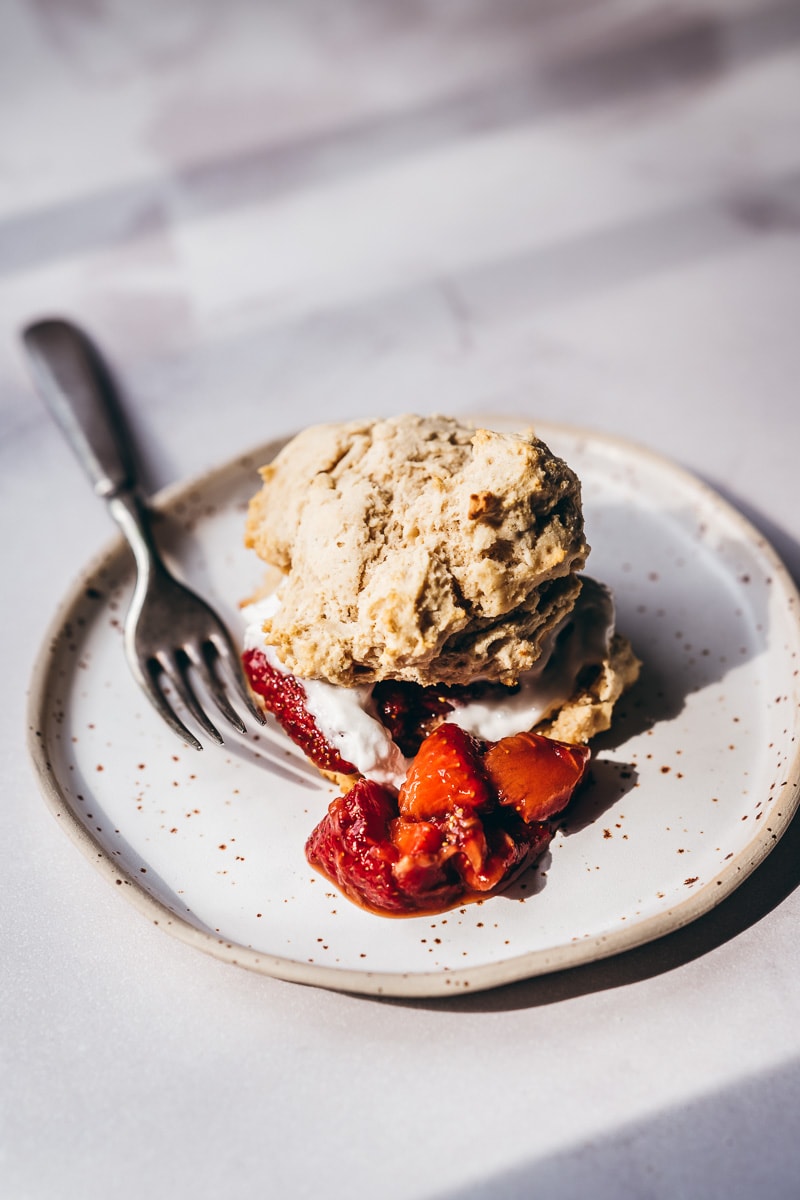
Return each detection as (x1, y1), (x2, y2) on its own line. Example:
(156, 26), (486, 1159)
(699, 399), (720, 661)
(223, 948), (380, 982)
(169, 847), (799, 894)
(427, 1056), (800, 1200)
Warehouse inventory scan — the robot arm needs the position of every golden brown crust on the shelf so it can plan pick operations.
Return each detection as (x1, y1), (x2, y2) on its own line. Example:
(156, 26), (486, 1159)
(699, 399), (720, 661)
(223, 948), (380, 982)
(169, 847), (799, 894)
(244, 415), (587, 687)
(533, 633), (641, 744)
(319, 767), (361, 793)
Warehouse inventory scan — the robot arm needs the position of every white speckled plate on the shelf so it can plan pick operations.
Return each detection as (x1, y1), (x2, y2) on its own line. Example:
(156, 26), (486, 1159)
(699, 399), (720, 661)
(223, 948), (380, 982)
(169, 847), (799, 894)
(27, 422), (800, 997)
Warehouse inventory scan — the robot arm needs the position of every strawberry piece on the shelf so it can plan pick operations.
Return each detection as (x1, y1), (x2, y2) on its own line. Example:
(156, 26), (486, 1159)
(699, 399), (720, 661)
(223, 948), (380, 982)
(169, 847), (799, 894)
(483, 731), (590, 823)
(306, 780), (404, 913)
(398, 722), (491, 820)
(464, 815), (553, 892)
(389, 817), (461, 904)
(303, 721), (573, 915)
(372, 680), (453, 756)
(390, 817), (444, 858)
(434, 806), (550, 892)
(242, 648), (356, 775)
(306, 780), (461, 914)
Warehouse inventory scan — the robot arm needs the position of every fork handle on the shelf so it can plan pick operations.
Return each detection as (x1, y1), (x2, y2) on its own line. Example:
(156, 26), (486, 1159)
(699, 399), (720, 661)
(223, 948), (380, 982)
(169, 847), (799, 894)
(23, 318), (137, 501)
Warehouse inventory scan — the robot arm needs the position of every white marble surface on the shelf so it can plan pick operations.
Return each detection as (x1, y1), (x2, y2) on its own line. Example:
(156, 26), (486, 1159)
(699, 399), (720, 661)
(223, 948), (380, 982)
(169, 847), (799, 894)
(3, 1), (800, 1196)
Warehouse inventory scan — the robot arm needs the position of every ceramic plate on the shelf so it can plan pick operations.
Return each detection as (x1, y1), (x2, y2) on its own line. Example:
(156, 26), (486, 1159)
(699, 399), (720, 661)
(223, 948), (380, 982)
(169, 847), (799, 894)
(28, 422), (800, 997)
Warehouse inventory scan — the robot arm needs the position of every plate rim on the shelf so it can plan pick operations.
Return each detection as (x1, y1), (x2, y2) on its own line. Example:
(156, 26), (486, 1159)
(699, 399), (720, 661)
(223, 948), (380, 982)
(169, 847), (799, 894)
(27, 420), (800, 997)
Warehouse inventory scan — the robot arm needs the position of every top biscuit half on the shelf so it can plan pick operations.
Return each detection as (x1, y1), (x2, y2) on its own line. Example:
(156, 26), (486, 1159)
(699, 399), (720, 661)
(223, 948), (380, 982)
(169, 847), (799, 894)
(245, 414), (589, 687)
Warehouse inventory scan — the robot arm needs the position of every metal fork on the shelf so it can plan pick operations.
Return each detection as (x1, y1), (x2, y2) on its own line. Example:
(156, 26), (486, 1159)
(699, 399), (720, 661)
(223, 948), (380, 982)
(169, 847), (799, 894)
(23, 318), (265, 751)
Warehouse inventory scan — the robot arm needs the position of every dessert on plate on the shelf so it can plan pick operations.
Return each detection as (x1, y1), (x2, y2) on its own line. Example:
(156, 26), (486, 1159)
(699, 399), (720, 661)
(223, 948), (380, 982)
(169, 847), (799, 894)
(241, 415), (639, 914)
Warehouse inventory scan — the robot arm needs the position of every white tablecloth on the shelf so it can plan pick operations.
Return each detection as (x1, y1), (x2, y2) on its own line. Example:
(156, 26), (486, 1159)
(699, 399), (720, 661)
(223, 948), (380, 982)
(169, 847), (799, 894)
(3, 2), (800, 1196)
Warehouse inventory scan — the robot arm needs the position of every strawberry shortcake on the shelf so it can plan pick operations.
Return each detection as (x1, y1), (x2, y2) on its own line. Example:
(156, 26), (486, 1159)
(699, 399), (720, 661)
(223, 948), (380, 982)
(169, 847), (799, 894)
(241, 415), (639, 915)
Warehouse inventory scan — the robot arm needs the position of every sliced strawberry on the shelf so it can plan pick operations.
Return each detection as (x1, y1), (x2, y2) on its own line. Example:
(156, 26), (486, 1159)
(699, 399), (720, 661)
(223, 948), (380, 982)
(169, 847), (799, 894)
(478, 817), (553, 891)
(441, 806), (489, 879)
(435, 806), (548, 893)
(243, 648), (356, 775)
(372, 680), (453, 756)
(306, 780), (404, 912)
(390, 817), (460, 905)
(457, 824), (520, 892)
(390, 817), (444, 858)
(483, 731), (590, 823)
(398, 722), (491, 820)
(301, 715), (578, 915)
(306, 780), (461, 915)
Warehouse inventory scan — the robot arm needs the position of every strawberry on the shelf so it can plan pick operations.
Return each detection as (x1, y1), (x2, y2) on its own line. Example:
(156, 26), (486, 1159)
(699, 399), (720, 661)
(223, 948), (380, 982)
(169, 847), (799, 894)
(306, 780), (461, 914)
(306, 780), (405, 912)
(454, 823), (520, 892)
(389, 817), (461, 904)
(372, 680), (453, 756)
(296, 706), (579, 914)
(483, 731), (590, 823)
(442, 807), (490, 886)
(390, 817), (445, 858)
(398, 722), (491, 820)
(242, 648), (356, 774)
(437, 807), (551, 893)
(481, 817), (553, 890)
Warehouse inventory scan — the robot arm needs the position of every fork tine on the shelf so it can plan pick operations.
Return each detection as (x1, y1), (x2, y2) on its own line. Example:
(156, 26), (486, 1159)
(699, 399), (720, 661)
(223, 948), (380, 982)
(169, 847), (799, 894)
(188, 641), (248, 736)
(155, 649), (225, 746)
(135, 657), (205, 752)
(208, 633), (267, 728)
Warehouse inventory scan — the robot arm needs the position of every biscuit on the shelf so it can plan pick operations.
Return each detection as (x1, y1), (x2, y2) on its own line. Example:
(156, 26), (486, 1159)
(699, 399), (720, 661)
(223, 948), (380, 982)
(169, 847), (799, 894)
(245, 414), (588, 687)
(534, 633), (641, 744)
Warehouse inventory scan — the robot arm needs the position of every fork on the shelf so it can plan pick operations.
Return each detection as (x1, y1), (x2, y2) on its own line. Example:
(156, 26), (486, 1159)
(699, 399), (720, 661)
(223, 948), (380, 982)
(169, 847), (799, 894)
(23, 317), (265, 751)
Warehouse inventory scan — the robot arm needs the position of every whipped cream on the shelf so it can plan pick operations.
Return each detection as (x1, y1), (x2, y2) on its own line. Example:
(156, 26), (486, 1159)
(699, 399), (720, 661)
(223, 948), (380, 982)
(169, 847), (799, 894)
(243, 593), (409, 788)
(242, 579), (614, 789)
(448, 579), (614, 740)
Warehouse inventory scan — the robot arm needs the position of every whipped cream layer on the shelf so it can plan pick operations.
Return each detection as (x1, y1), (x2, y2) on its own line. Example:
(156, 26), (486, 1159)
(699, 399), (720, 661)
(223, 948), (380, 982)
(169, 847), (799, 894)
(243, 591), (409, 788)
(242, 579), (614, 789)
